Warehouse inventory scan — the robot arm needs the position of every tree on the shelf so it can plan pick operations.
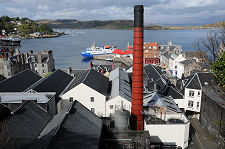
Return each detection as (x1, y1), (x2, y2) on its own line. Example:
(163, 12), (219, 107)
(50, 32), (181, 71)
(194, 23), (225, 65)
(211, 51), (225, 89)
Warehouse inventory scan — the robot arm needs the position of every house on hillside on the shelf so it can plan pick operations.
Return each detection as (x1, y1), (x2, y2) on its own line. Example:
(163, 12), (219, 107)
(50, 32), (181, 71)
(177, 59), (200, 79)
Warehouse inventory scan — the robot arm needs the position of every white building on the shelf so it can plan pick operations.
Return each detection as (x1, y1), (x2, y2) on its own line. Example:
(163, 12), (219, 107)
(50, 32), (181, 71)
(143, 92), (190, 148)
(59, 69), (109, 117)
(178, 72), (217, 118)
(107, 68), (132, 117)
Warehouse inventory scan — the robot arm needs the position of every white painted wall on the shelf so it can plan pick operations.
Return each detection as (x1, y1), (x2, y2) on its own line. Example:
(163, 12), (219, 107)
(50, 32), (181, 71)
(174, 98), (187, 110)
(106, 96), (131, 117)
(185, 88), (201, 113)
(145, 121), (190, 149)
(177, 63), (184, 79)
(61, 83), (106, 117)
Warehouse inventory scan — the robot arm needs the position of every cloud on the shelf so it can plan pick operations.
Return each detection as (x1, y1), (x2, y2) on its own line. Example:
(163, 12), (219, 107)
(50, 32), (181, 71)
(0, 0), (224, 25)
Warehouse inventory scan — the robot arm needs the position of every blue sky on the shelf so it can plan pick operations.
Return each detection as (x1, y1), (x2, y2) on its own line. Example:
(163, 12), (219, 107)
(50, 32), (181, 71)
(0, 0), (224, 25)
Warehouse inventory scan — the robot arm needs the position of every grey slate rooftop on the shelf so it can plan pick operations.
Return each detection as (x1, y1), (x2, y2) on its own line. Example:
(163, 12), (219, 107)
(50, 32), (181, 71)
(0, 74), (6, 82)
(143, 92), (182, 113)
(0, 101), (52, 149)
(30, 100), (103, 149)
(61, 69), (109, 96)
(0, 103), (10, 122)
(162, 86), (183, 99)
(179, 59), (193, 65)
(26, 69), (73, 103)
(0, 69), (42, 92)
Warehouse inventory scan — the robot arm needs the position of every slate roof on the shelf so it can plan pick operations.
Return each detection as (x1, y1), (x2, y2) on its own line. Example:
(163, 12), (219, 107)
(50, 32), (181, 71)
(143, 92), (181, 113)
(110, 77), (132, 101)
(30, 100), (103, 149)
(162, 86), (183, 99)
(0, 101), (52, 149)
(109, 67), (130, 82)
(179, 59), (193, 65)
(0, 69), (42, 92)
(0, 74), (6, 82)
(186, 74), (202, 90)
(0, 104), (10, 122)
(184, 51), (208, 60)
(61, 69), (109, 96)
(144, 64), (165, 82)
(26, 69), (73, 103)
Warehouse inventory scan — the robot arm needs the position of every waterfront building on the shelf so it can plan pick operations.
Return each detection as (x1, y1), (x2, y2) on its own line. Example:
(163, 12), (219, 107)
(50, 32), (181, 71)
(159, 40), (182, 55)
(143, 42), (160, 64)
(0, 49), (55, 78)
(183, 51), (208, 63)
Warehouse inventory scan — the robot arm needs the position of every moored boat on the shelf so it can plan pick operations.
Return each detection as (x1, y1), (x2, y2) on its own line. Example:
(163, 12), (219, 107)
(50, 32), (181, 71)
(0, 37), (21, 46)
(81, 43), (116, 58)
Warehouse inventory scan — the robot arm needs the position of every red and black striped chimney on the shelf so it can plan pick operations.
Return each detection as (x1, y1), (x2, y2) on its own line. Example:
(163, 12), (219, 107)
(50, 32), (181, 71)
(131, 5), (144, 130)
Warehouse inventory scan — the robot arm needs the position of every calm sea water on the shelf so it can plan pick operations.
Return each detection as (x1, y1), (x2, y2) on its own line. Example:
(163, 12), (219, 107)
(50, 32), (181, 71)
(18, 29), (211, 69)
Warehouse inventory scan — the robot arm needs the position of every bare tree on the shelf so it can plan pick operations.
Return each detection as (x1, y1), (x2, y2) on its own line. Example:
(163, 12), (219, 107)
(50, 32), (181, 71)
(194, 22), (225, 65)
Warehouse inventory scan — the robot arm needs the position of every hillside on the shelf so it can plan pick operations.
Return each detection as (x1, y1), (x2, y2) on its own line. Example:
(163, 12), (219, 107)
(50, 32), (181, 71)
(36, 19), (225, 30)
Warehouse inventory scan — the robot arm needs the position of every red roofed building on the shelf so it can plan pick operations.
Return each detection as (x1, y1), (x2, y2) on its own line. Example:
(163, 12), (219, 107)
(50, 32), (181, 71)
(112, 49), (133, 57)
(144, 42), (160, 64)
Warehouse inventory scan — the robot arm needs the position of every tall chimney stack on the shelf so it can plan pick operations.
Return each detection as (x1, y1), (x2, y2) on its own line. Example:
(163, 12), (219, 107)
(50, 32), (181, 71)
(131, 5), (144, 130)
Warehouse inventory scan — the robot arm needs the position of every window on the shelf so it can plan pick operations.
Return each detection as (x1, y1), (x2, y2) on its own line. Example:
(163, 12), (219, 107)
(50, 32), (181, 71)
(188, 101), (194, 107)
(189, 90), (194, 97)
(175, 66), (177, 69)
(154, 51), (157, 53)
(110, 105), (114, 109)
(198, 91), (200, 96)
(69, 97), (73, 103)
(43, 70), (45, 73)
(90, 97), (94, 102)
(153, 46), (157, 49)
(148, 46), (151, 49)
(197, 102), (199, 108)
(91, 108), (95, 113)
(143, 47), (146, 49)
(144, 50), (149, 53)
(154, 55), (156, 58)
(42, 64), (44, 67)
(35, 63), (37, 67)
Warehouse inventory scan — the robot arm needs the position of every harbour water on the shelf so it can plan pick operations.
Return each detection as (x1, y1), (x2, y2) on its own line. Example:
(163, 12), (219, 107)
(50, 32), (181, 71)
(18, 29), (212, 69)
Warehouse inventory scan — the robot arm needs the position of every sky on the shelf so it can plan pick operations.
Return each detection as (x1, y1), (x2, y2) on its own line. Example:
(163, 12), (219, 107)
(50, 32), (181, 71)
(0, 0), (224, 25)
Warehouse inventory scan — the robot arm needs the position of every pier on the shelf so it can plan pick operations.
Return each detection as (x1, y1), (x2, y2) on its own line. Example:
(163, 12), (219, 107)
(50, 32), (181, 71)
(93, 54), (133, 66)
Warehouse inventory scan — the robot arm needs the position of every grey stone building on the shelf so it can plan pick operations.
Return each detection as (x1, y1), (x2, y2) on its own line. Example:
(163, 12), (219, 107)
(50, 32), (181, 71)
(26, 50), (55, 76)
(0, 50), (55, 78)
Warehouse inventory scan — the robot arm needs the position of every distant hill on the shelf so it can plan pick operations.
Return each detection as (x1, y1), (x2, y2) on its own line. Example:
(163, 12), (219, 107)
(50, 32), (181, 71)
(36, 19), (225, 30)
(36, 19), (133, 29)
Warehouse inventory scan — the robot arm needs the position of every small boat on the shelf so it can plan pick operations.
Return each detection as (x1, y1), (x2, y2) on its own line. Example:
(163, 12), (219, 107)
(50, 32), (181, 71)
(81, 43), (116, 58)
(0, 37), (21, 46)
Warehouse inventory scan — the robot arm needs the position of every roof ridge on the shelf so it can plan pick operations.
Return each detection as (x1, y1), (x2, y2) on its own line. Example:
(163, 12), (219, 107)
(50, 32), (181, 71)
(185, 73), (197, 89)
(25, 69), (59, 91)
(196, 73), (203, 90)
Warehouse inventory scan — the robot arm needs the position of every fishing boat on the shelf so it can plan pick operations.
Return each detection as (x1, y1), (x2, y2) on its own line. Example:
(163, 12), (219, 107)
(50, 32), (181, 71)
(81, 43), (116, 58)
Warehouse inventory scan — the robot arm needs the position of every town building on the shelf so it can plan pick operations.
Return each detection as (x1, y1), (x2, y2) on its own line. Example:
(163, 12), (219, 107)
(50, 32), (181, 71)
(26, 50), (55, 76)
(59, 69), (109, 117)
(0, 92), (57, 115)
(143, 42), (160, 64)
(177, 59), (200, 79)
(0, 69), (42, 92)
(0, 49), (55, 78)
(25, 69), (73, 113)
(159, 41), (182, 55)
(30, 100), (103, 149)
(0, 101), (53, 149)
(183, 51), (208, 63)
(143, 93), (190, 148)
(107, 67), (132, 117)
